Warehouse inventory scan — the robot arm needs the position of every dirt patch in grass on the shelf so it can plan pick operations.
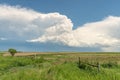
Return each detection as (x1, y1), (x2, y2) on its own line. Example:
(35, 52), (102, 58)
(3, 52), (55, 57)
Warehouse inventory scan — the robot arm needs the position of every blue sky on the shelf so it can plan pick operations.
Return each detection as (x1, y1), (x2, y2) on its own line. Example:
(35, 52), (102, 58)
(1, 0), (120, 27)
(0, 0), (120, 52)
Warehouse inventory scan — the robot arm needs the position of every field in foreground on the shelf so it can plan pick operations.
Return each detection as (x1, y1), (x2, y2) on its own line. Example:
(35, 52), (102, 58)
(0, 52), (120, 80)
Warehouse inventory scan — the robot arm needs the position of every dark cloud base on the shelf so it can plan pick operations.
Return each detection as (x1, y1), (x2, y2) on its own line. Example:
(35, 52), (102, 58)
(0, 41), (102, 52)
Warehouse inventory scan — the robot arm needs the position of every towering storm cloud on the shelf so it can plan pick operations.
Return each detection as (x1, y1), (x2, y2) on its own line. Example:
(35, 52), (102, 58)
(1, 5), (120, 51)
(0, 5), (73, 40)
(30, 16), (120, 51)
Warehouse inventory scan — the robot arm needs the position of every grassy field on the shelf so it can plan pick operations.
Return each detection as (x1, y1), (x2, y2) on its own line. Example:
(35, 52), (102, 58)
(0, 52), (120, 80)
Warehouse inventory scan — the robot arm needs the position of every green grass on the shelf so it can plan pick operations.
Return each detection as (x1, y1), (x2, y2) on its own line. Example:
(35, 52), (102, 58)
(0, 52), (120, 80)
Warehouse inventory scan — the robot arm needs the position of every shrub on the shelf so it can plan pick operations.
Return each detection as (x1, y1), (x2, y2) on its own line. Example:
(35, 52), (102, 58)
(101, 61), (118, 68)
(34, 56), (45, 63)
(78, 62), (93, 70)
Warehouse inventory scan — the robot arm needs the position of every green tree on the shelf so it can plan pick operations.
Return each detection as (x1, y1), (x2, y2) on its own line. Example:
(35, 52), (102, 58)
(8, 48), (17, 56)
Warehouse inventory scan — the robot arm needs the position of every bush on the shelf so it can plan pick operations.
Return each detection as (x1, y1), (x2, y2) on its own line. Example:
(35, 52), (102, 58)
(12, 61), (26, 67)
(78, 62), (93, 70)
(34, 56), (45, 63)
(101, 61), (118, 68)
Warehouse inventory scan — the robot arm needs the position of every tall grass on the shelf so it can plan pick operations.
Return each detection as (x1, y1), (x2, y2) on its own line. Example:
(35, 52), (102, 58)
(0, 53), (120, 80)
(1, 62), (119, 80)
(0, 55), (45, 73)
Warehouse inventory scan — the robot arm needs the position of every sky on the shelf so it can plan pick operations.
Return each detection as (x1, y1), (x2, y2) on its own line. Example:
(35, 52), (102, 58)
(0, 0), (120, 52)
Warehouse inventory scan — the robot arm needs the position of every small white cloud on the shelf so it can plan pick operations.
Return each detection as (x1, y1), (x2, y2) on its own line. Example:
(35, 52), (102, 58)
(0, 37), (7, 40)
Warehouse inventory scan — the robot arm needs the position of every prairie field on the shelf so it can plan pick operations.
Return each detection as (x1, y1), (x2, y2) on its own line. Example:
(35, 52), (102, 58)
(0, 52), (120, 80)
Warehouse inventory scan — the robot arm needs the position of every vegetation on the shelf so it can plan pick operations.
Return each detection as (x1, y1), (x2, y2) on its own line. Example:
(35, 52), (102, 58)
(8, 48), (17, 56)
(0, 52), (120, 80)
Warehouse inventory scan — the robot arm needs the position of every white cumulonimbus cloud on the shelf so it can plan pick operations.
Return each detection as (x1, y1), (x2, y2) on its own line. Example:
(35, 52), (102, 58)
(1, 5), (120, 51)
(0, 5), (73, 40)
(30, 16), (120, 50)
